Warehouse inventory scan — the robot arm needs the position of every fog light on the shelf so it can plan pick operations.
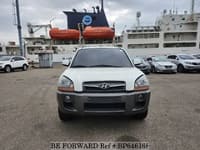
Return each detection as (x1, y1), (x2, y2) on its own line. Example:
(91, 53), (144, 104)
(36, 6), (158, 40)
(137, 94), (145, 102)
(64, 96), (71, 103)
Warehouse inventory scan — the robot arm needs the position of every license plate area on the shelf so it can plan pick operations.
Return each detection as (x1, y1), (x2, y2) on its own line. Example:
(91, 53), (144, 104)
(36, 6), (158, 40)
(87, 96), (122, 103)
(84, 102), (125, 111)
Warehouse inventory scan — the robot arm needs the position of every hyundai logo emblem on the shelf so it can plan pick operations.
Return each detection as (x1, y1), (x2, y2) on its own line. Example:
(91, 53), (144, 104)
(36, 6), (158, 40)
(98, 83), (110, 89)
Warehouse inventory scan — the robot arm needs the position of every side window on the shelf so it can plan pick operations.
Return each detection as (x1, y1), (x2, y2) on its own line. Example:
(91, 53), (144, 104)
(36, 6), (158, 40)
(168, 55), (176, 59)
(12, 57), (18, 61)
(14, 57), (24, 61)
(18, 57), (25, 61)
(167, 55), (171, 59)
(147, 57), (152, 61)
(172, 55), (177, 59)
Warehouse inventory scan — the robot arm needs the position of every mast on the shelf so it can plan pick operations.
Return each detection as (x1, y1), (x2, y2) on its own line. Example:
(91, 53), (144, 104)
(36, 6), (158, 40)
(101, 0), (104, 11)
(191, 0), (195, 14)
(15, 0), (24, 56)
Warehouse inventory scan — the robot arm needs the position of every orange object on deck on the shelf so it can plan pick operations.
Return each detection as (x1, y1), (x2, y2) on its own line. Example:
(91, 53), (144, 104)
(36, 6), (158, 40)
(83, 26), (115, 40)
(49, 28), (80, 40)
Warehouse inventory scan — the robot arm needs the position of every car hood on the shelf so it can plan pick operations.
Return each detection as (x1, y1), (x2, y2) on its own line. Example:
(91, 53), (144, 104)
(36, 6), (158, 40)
(183, 59), (200, 63)
(0, 61), (9, 64)
(155, 61), (175, 66)
(61, 67), (144, 91)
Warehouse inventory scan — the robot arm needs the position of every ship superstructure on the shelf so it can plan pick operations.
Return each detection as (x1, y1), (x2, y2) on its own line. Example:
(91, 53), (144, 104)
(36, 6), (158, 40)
(122, 6), (200, 56)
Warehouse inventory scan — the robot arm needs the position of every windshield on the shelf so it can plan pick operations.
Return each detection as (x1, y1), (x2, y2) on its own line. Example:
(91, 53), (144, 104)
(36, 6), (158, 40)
(152, 56), (168, 62)
(71, 48), (133, 68)
(0, 56), (12, 61)
(193, 55), (200, 59)
(179, 55), (195, 60)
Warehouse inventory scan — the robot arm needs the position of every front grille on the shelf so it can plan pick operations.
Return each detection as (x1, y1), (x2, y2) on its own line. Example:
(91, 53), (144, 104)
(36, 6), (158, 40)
(137, 65), (147, 69)
(84, 102), (125, 111)
(83, 81), (126, 93)
(165, 65), (172, 68)
(192, 63), (200, 65)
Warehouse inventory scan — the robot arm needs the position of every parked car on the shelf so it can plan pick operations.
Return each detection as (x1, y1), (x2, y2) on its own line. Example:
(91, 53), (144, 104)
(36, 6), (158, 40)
(167, 54), (200, 72)
(62, 57), (71, 66)
(0, 54), (7, 57)
(132, 57), (151, 74)
(57, 47), (151, 121)
(0, 55), (29, 73)
(147, 56), (177, 73)
(192, 54), (200, 59)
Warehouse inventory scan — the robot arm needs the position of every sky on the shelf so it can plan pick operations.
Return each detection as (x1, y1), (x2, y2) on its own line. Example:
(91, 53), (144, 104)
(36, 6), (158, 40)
(0, 0), (199, 44)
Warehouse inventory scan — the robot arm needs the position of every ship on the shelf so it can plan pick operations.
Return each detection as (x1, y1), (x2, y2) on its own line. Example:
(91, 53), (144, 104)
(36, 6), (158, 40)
(0, 0), (200, 62)
(120, 5), (200, 56)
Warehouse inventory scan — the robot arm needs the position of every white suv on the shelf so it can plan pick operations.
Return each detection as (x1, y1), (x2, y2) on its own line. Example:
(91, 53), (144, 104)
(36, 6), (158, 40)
(0, 55), (29, 73)
(57, 47), (151, 121)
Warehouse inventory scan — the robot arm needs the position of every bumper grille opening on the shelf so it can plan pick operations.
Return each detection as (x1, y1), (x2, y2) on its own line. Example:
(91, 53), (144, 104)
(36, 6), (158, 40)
(135, 101), (146, 108)
(84, 103), (125, 111)
(165, 66), (172, 68)
(63, 102), (74, 109)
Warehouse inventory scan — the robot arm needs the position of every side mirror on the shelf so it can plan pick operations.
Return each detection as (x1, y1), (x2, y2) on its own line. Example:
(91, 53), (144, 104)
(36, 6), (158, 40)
(176, 57), (179, 60)
(11, 59), (15, 62)
(73, 48), (77, 52)
(63, 59), (70, 66)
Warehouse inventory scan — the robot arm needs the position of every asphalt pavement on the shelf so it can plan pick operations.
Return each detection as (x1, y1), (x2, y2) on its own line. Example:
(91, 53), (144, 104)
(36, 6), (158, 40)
(0, 66), (200, 150)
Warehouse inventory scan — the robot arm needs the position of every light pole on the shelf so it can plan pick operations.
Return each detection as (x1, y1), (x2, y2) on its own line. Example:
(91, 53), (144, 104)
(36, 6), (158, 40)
(15, 0), (24, 56)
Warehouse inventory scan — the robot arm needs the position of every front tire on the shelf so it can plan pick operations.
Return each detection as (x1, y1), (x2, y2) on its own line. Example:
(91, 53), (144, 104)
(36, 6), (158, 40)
(4, 65), (11, 73)
(58, 108), (72, 121)
(177, 64), (184, 73)
(22, 64), (28, 71)
(151, 66), (156, 73)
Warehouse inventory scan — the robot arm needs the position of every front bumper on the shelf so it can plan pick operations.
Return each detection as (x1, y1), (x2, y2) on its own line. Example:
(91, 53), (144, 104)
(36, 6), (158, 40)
(135, 65), (151, 74)
(137, 66), (150, 74)
(0, 65), (4, 70)
(141, 68), (150, 74)
(57, 91), (150, 116)
(184, 64), (200, 70)
(155, 67), (177, 73)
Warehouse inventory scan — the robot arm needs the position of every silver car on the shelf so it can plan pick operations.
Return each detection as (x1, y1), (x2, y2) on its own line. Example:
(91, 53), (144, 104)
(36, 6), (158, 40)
(133, 57), (151, 74)
(147, 56), (177, 73)
(193, 54), (200, 59)
(168, 54), (200, 72)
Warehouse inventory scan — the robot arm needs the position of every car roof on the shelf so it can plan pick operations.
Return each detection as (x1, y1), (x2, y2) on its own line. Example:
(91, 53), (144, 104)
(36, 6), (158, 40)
(177, 54), (193, 56)
(77, 47), (123, 50)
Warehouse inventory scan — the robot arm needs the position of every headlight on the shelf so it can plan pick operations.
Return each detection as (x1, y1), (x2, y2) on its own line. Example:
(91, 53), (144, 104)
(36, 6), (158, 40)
(134, 75), (150, 91)
(57, 76), (74, 92)
(173, 64), (177, 68)
(185, 62), (193, 65)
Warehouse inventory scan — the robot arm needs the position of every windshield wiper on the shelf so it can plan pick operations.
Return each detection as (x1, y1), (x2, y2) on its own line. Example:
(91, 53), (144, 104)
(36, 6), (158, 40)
(71, 65), (89, 68)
